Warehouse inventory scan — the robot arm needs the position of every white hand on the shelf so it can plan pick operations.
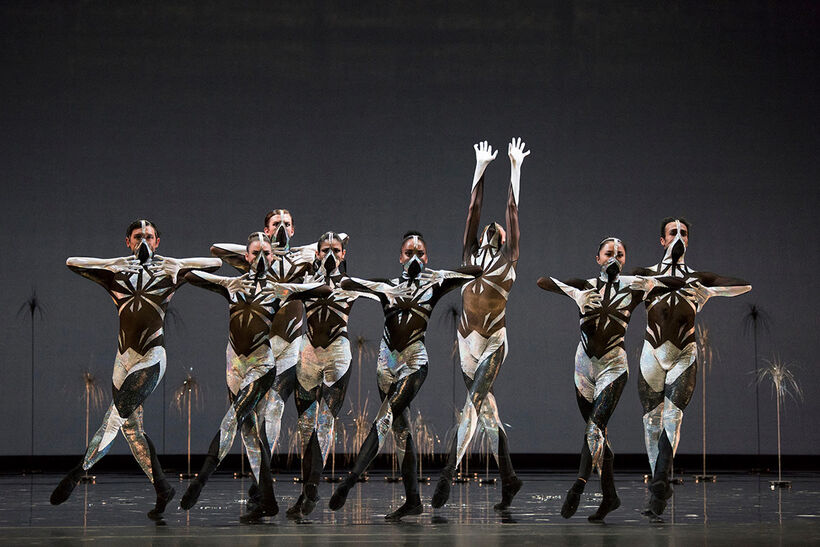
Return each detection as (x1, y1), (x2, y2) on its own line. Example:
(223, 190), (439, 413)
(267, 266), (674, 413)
(220, 277), (255, 299)
(688, 281), (713, 308)
(472, 140), (497, 189)
(147, 255), (182, 283)
(628, 276), (658, 293)
(109, 256), (142, 274)
(417, 269), (446, 286)
(384, 283), (416, 305)
(574, 288), (602, 313)
(508, 137), (530, 170)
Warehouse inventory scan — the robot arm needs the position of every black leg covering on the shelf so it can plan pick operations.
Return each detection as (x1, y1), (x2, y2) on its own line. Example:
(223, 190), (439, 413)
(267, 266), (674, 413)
(180, 432), (221, 510)
(561, 438), (590, 518)
(644, 433), (674, 518)
(494, 430), (522, 511)
(50, 463), (84, 505)
(299, 432), (322, 516)
(432, 435), (458, 508)
(589, 445), (620, 522)
(145, 434), (175, 520)
(329, 425), (378, 511)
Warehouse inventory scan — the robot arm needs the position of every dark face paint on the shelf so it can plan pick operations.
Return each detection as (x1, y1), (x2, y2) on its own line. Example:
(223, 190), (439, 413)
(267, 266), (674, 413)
(604, 258), (622, 282)
(322, 252), (337, 275)
(670, 239), (685, 262)
(274, 224), (290, 249)
(136, 239), (152, 265)
(403, 255), (423, 282)
(253, 252), (269, 285)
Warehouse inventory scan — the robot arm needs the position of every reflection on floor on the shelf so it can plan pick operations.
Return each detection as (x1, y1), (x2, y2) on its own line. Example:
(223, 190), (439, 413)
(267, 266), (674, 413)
(1, 472), (818, 544)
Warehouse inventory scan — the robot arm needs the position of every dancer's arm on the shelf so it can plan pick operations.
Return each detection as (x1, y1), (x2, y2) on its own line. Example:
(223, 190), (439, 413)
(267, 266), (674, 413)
(421, 265), (483, 294)
(536, 276), (600, 312)
(462, 141), (496, 264)
(504, 137), (529, 262)
(66, 256), (140, 287)
(149, 256), (222, 285)
(210, 243), (249, 273)
(184, 271), (254, 300)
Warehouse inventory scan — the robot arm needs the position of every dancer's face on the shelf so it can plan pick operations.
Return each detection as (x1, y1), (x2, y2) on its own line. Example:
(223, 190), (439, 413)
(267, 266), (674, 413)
(264, 213), (294, 238)
(125, 225), (160, 253)
(399, 237), (428, 265)
(660, 221), (688, 248)
(596, 241), (626, 268)
(245, 240), (273, 264)
(318, 239), (346, 263)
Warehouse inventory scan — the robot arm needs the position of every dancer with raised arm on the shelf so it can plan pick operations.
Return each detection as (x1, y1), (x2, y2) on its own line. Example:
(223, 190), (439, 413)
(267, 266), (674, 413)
(327, 231), (480, 520)
(432, 138), (529, 512)
(633, 218), (751, 521)
(179, 232), (320, 521)
(50, 220), (221, 520)
(537, 238), (681, 522)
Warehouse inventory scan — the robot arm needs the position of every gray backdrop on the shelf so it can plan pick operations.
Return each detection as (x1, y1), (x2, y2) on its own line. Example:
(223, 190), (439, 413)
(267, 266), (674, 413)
(1, 2), (817, 458)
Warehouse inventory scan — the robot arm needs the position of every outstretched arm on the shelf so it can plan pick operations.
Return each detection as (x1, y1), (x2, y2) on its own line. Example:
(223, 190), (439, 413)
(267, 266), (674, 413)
(696, 271), (752, 290)
(536, 276), (600, 312)
(420, 265), (483, 294)
(210, 243), (249, 273)
(504, 137), (529, 261)
(184, 271), (253, 301)
(66, 256), (140, 288)
(463, 141), (496, 264)
(149, 256), (221, 286)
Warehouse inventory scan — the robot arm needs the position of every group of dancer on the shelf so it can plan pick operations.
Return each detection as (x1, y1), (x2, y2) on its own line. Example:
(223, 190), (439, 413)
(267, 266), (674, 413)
(49, 138), (751, 524)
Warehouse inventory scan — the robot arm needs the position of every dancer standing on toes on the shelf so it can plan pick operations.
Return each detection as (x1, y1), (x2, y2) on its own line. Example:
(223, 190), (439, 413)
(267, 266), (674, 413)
(50, 220), (221, 520)
(432, 138), (529, 512)
(537, 238), (681, 523)
(285, 232), (404, 518)
(210, 211), (335, 512)
(179, 232), (321, 520)
(327, 232), (480, 520)
(633, 218), (751, 521)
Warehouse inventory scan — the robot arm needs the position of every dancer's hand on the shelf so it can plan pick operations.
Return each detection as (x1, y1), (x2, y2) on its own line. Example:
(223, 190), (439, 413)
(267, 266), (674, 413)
(147, 255), (182, 282)
(383, 283), (415, 305)
(574, 288), (602, 313)
(474, 141), (498, 169)
(628, 276), (659, 293)
(508, 137), (530, 170)
(219, 277), (256, 299)
(109, 256), (142, 274)
(688, 281), (713, 308)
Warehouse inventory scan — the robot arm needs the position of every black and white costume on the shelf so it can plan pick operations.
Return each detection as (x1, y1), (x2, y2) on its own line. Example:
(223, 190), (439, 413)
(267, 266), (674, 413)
(537, 240), (679, 522)
(50, 222), (220, 519)
(179, 239), (319, 520)
(633, 221), (751, 519)
(328, 243), (480, 519)
(433, 139), (529, 511)
(285, 236), (397, 518)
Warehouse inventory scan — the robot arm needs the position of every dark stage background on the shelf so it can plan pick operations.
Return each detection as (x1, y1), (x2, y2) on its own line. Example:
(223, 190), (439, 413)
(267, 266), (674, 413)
(1, 2), (817, 461)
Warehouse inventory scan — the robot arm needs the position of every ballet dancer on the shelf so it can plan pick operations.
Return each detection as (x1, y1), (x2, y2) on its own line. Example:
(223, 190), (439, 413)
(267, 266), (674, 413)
(50, 220), (221, 520)
(432, 138), (529, 512)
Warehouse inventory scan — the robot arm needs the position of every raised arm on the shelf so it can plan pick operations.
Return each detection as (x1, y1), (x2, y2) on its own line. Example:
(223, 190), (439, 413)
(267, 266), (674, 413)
(66, 256), (140, 288)
(504, 137), (529, 261)
(463, 141), (496, 264)
(210, 243), (249, 273)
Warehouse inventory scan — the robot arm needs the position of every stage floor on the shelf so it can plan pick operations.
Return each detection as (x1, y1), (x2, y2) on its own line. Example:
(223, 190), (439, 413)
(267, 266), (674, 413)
(1, 471), (818, 544)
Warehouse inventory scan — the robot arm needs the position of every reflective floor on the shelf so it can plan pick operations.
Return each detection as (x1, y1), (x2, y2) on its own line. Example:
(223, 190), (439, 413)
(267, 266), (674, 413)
(1, 471), (818, 544)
